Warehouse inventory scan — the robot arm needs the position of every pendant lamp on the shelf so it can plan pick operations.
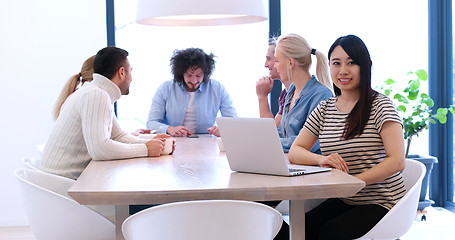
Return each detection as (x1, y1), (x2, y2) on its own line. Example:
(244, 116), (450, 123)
(136, 0), (268, 26)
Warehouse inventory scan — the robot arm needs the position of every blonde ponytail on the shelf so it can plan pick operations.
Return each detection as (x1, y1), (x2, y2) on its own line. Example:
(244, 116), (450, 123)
(53, 56), (95, 120)
(277, 33), (333, 94)
(313, 50), (333, 94)
(53, 74), (80, 120)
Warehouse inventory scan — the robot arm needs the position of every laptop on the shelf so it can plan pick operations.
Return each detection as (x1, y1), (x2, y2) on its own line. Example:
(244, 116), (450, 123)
(216, 117), (331, 176)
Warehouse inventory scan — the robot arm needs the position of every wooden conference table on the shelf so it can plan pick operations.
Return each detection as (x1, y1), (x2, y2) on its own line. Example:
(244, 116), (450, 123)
(68, 135), (365, 240)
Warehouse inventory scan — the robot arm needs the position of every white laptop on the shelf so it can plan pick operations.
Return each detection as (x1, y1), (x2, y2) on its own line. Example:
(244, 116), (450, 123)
(216, 117), (331, 176)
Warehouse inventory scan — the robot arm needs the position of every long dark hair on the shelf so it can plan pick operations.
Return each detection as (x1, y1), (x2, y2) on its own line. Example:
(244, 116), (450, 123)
(328, 35), (377, 139)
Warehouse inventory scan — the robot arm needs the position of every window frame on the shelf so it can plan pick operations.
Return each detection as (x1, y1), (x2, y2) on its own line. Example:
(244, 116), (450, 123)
(429, 0), (454, 211)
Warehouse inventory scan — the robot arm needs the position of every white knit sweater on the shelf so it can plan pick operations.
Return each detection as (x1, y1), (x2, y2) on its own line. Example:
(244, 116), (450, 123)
(40, 74), (148, 180)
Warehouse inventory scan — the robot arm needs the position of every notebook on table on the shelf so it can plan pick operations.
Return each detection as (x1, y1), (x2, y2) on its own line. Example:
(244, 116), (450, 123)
(216, 117), (331, 177)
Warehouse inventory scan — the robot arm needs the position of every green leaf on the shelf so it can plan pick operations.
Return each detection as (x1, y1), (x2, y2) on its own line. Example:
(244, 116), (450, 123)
(433, 113), (447, 124)
(415, 69), (428, 80)
(393, 94), (407, 103)
(403, 86), (410, 93)
(407, 91), (418, 100)
(449, 106), (455, 114)
(384, 78), (395, 85)
(397, 105), (406, 112)
(437, 108), (448, 115)
(421, 98), (434, 107)
(420, 93), (430, 99)
(384, 89), (392, 96)
(409, 79), (420, 91)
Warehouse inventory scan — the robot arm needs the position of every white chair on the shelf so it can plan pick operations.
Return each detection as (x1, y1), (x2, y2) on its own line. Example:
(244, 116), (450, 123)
(356, 158), (426, 240)
(15, 168), (115, 240)
(36, 143), (45, 156)
(22, 157), (41, 170)
(122, 200), (283, 240)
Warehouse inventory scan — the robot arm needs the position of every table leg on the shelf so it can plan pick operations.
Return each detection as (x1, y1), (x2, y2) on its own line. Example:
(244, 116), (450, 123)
(115, 205), (129, 240)
(289, 199), (306, 240)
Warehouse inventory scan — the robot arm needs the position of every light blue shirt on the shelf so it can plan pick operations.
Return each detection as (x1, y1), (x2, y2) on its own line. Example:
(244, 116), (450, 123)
(278, 76), (332, 153)
(147, 79), (237, 134)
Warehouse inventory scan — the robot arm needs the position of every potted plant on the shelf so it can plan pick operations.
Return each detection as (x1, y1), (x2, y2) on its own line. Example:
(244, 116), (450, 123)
(378, 69), (455, 211)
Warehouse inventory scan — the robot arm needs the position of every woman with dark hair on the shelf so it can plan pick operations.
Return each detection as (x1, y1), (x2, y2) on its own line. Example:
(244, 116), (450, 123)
(147, 48), (237, 137)
(283, 35), (406, 239)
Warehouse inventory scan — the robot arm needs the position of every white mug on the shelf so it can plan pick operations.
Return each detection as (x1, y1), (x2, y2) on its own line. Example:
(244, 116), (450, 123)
(162, 138), (174, 155)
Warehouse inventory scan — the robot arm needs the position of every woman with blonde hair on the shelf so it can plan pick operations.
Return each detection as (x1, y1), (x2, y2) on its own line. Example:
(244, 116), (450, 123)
(53, 56), (95, 120)
(275, 33), (333, 153)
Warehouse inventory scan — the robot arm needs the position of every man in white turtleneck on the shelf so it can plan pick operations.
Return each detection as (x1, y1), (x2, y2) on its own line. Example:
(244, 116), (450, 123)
(40, 46), (170, 180)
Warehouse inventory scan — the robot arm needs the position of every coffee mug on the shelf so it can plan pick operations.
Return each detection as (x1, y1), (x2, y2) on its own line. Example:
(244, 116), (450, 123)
(162, 138), (175, 155)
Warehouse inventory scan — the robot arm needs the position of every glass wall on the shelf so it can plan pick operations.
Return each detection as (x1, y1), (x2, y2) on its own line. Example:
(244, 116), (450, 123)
(281, 0), (429, 155)
(114, 0), (269, 132)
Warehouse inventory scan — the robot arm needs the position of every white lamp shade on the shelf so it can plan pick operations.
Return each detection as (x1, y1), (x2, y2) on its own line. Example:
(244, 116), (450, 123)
(136, 0), (268, 26)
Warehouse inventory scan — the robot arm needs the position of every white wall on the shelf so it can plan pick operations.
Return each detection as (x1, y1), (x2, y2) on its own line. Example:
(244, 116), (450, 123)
(0, 0), (106, 226)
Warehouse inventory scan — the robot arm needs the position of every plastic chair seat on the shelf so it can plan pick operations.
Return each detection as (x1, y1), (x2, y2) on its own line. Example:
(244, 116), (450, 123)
(355, 158), (426, 240)
(122, 200), (283, 240)
(15, 168), (115, 240)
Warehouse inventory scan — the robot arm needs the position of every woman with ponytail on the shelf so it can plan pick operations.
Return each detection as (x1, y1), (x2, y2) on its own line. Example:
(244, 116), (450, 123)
(53, 56), (95, 120)
(274, 33), (333, 153)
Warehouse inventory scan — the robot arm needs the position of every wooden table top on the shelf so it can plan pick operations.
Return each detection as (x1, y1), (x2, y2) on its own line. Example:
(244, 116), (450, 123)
(68, 135), (365, 205)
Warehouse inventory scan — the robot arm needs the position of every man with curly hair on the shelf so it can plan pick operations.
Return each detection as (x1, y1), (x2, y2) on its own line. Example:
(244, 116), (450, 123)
(147, 48), (237, 137)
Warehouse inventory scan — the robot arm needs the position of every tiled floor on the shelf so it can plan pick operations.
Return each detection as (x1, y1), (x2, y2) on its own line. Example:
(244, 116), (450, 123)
(1, 207), (454, 239)
(280, 206), (455, 239)
(401, 207), (455, 240)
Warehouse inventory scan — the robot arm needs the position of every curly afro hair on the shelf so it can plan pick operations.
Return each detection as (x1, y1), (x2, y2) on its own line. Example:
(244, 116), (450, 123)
(170, 48), (216, 83)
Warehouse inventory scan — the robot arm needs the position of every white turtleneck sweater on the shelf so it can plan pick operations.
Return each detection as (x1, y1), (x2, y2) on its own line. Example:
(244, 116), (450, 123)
(40, 73), (148, 180)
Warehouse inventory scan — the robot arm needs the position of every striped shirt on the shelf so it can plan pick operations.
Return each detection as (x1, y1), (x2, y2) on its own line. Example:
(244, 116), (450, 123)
(304, 93), (406, 210)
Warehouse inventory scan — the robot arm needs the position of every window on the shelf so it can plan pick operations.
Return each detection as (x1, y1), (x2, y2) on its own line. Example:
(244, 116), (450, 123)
(114, 0), (268, 132)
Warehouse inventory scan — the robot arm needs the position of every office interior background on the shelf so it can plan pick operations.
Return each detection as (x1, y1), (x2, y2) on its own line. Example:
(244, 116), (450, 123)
(1, 0), (453, 227)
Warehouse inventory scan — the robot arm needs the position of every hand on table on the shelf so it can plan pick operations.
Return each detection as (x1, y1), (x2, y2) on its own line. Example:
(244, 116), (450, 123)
(207, 126), (220, 137)
(319, 153), (349, 173)
(167, 126), (192, 137)
(153, 133), (170, 139)
(131, 128), (151, 136)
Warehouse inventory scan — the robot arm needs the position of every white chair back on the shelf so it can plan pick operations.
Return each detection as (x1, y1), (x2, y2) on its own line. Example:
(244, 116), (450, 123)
(356, 158), (426, 240)
(36, 143), (45, 156)
(22, 157), (41, 171)
(15, 168), (115, 240)
(122, 200), (283, 240)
